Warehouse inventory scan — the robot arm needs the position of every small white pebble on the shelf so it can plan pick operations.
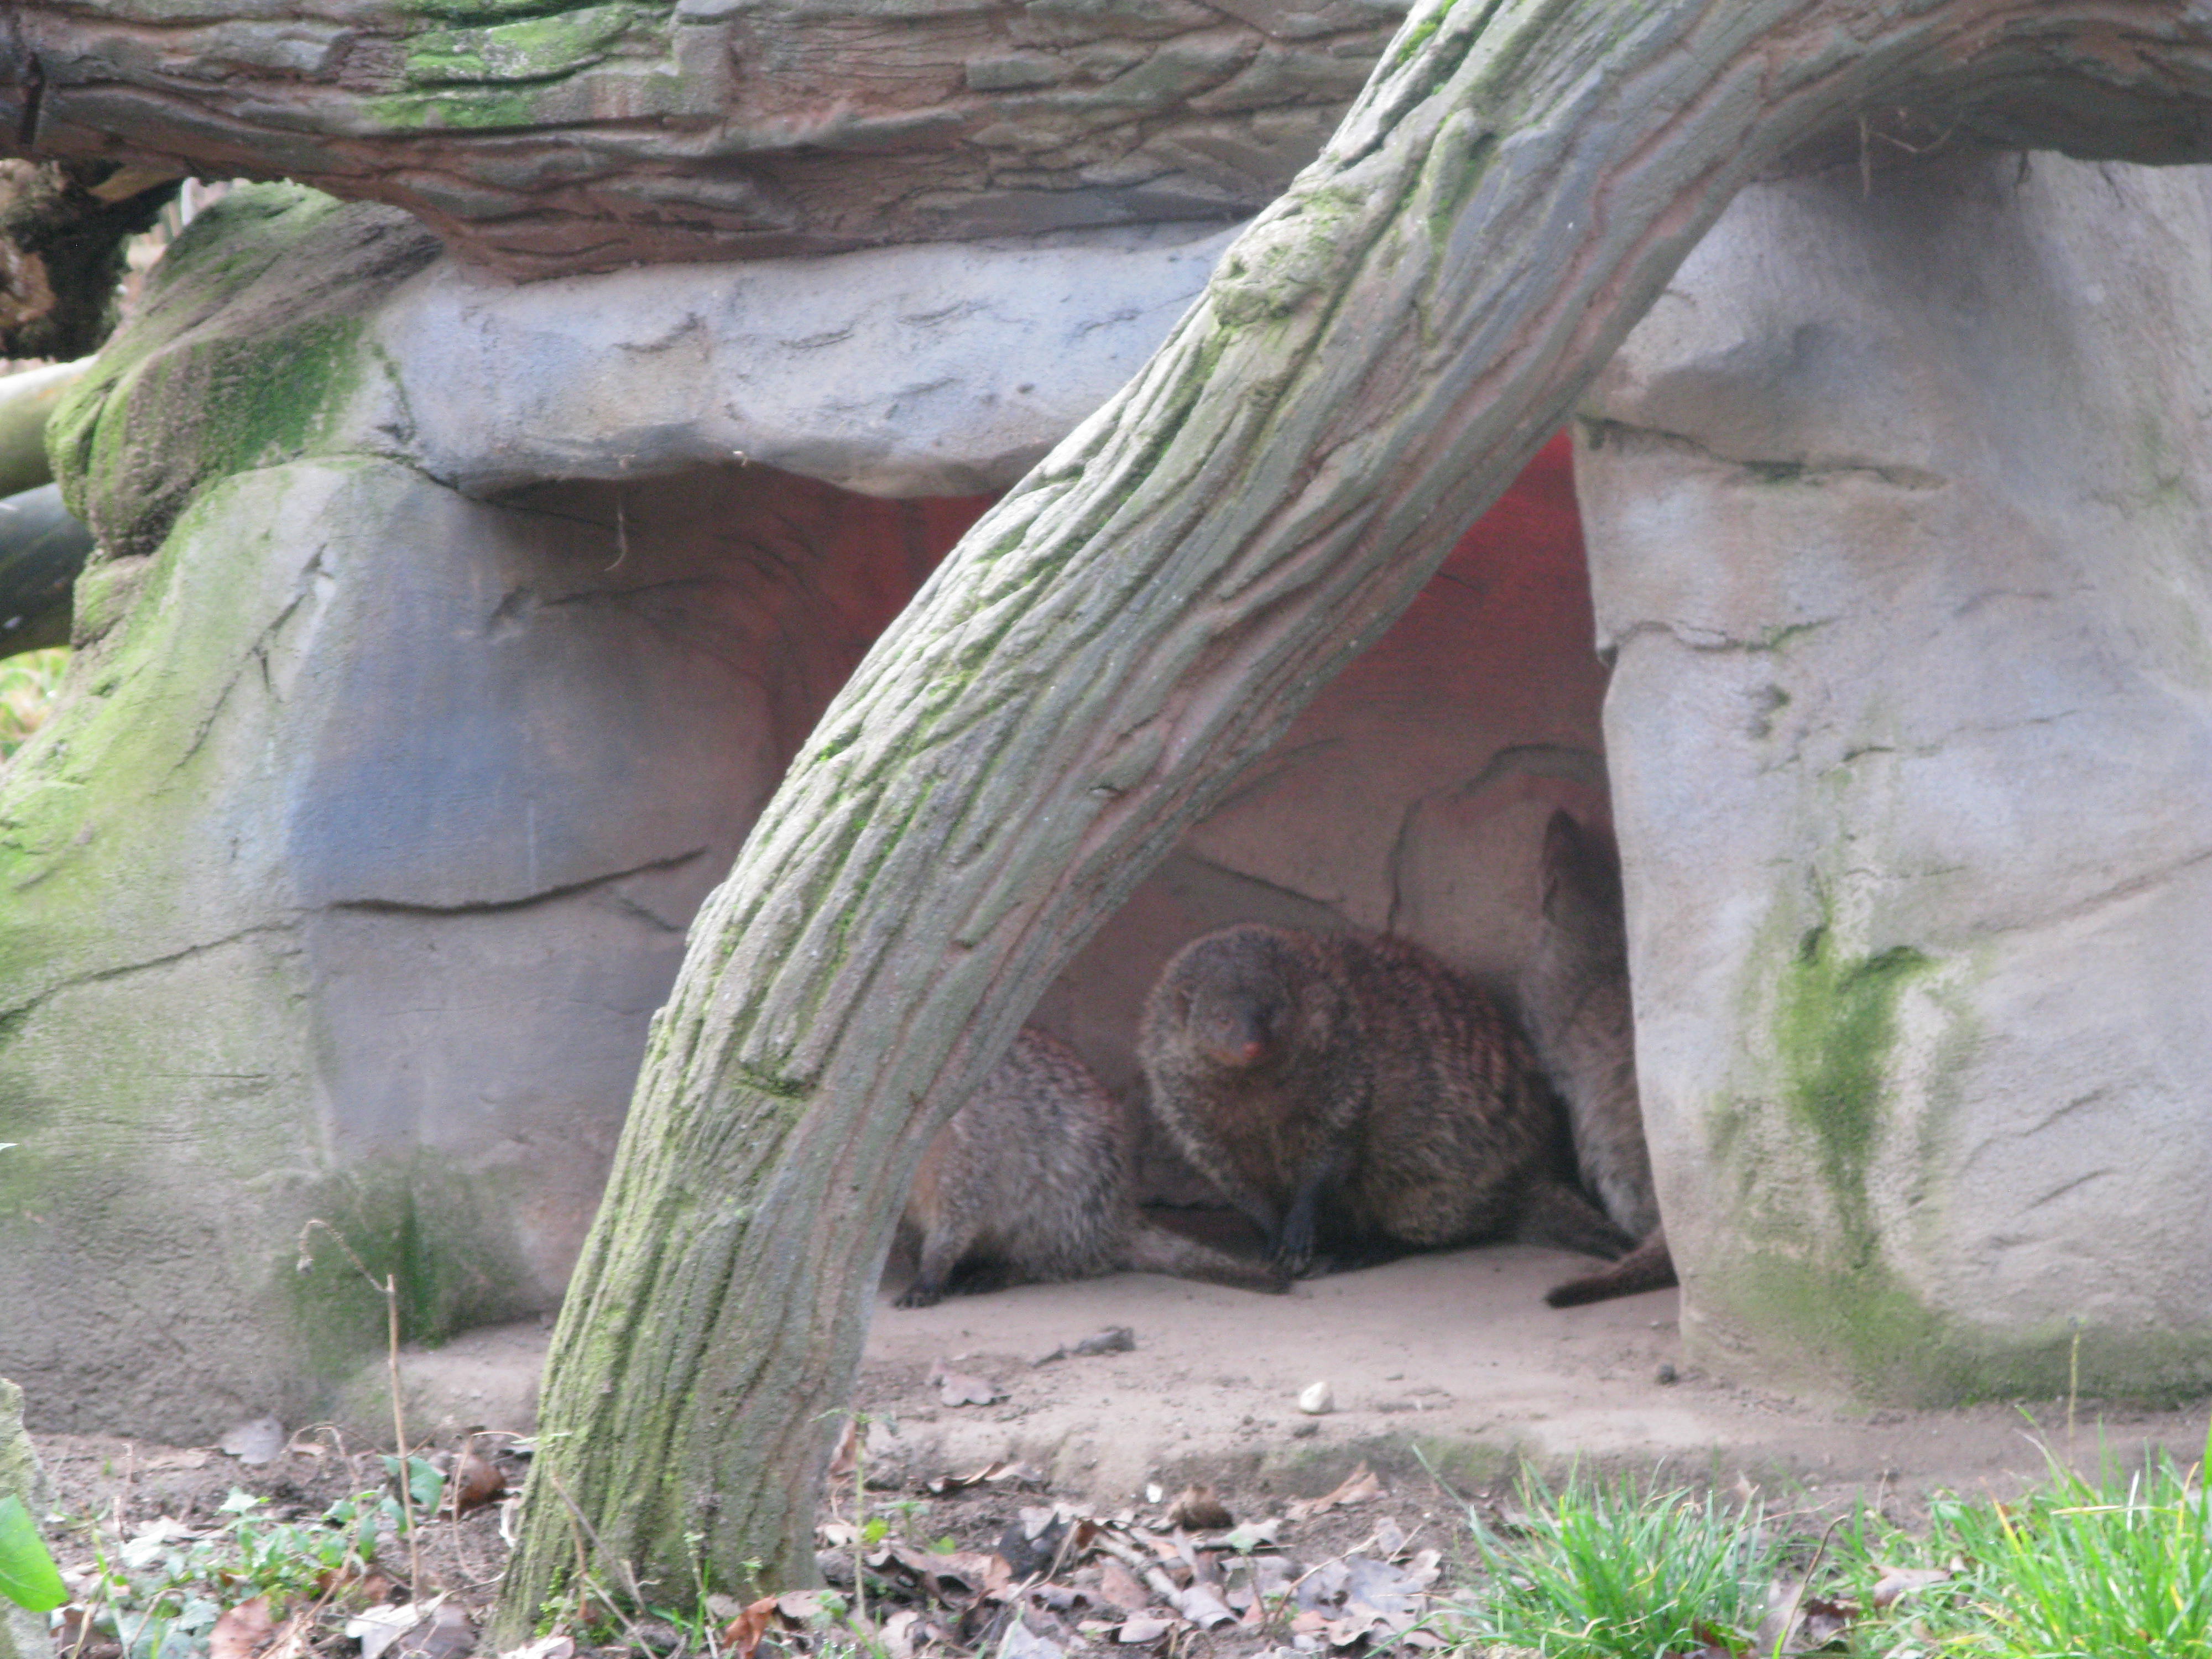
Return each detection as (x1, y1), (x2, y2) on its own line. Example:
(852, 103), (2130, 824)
(1296, 1380), (1334, 1416)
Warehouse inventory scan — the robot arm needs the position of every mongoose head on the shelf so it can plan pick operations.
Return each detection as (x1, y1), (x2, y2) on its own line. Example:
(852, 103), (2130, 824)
(1149, 925), (1334, 1071)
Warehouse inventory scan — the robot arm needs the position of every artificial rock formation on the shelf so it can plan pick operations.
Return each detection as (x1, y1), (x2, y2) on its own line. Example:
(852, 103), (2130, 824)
(0, 179), (1610, 1437)
(1577, 150), (2212, 1401)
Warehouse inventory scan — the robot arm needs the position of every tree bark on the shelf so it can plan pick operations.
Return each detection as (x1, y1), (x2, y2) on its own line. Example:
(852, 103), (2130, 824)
(490, 0), (2212, 1634)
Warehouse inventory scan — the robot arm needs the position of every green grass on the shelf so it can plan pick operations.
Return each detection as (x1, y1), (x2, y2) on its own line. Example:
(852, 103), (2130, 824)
(1853, 1443), (2212, 1658)
(1457, 1433), (2212, 1659)
(0, 646), (69, 760)
(1469, 1470), (1777, 1658)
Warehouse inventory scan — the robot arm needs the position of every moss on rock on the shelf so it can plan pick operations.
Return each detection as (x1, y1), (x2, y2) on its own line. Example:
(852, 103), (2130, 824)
(44, 185), (437, 557)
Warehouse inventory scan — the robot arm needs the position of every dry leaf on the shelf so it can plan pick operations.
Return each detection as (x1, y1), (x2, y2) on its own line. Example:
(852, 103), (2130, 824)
(827, 1418), (860, 1484)
(926, 1459), (1044, 1495)
(397, 1604), (473, 1659)
(776, 1590), (832, 1620)
(1169, 1583), (1237, 1629)
(933, 1368), (1003, 1407)
(1285, 1465), (1384, 1522)
(718, 1595), (781, 1659)
(1096, 1558), (1151, 1615)
(346, 1603), (432, 1659)
(218, 1417), (286, 1466)
(499, 1638), (575, 1659)
(1870, 1566), (1950, 1610)
(999, 1619), (1065, 1659)
(1116, 1615), (1174, 1644)
(208, 1598), (273, 1659)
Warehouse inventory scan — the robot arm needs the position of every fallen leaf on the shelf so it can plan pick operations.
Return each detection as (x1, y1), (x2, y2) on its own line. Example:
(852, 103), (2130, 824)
(142, 1449), (212, 1472)
(1096, 1558), (1151, 1615)
(1116, 1616), (1174, 1644)
(1355, 1517), (1407, 1558)
(1285, 1465), (1383, 1522)
(878, 1609), (921, 1659)
(1167, 1487), (1233, 1531)
(926, 1459), (1046, 1496)
(775, 1590), (831, 1621)
(498, 1637), (575, 1659)
(878, 1540), (1009, 1603)
(1218, 1517), (1282, 1553)
(218, 1417), (286, 1466)
(395, 1603), (473, 1659)
(1169, 1583), (1237, 1629)
(999, 1618), (1065, 1659)
(1073, 1327), (1135, 1356)
(1870, 1566), (1951, 1610)
(208, 1598), (274, 1659)
(346, 1604), (436, 1659)
(717, 1595), (780, 1659)
(1796, 1597), (1856, 1650)
(827, 1418), (860, 1484)
(933, 1368), (1004, 1407)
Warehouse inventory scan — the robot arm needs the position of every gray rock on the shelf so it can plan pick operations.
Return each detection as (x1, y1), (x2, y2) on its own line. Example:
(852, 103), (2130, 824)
(370, 221), (1242, 499)
(1577, 151), (2212, 1400)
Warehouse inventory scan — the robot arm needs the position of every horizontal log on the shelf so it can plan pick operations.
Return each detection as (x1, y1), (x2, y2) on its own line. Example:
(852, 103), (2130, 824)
(0, 483), (91, 656)
(9, 1), (2212, 279)
(0, 359), (89, 497)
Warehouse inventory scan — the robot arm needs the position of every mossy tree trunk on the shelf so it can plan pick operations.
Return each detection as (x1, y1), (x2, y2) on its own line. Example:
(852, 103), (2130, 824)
(486, 0), (2212, 1631)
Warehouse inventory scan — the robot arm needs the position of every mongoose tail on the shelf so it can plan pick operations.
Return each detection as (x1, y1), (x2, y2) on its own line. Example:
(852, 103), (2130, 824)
(1514, 1176), (1637, 1260)
(1118, 1223), (1292, 1293)
(1543, 1225), (1678, 1307)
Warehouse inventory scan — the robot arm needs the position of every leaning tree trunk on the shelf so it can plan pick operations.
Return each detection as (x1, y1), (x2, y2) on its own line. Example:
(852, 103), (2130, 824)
(492, 0), (2212, 1630)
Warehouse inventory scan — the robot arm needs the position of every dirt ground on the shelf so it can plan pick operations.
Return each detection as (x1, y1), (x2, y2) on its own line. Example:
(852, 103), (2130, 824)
(25, 1243), (2212, 1658)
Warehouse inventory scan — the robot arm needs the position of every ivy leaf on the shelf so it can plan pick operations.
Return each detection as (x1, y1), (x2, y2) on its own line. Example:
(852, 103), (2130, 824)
(0, 1494), (67, 1613)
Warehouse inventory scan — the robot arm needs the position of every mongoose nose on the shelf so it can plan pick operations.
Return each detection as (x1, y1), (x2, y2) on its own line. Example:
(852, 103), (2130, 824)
(1234, 1037), (1266, 1065)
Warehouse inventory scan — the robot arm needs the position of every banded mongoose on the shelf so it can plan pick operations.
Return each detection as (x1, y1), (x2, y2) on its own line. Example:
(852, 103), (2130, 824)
(1136, 924), (1632, 1276)
(895, 1025), (1288, 1308)
(1521, 810), (1678, 1308)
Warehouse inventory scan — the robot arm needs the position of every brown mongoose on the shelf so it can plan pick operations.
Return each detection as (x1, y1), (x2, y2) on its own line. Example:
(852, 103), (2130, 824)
(895, 1025), (1289, 1307)
(1136, 924), (1632, 1276)
(1521, 809), (1678, 1307)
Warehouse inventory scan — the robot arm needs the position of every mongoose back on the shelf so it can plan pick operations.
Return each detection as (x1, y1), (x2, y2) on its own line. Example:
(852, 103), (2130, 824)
(1522, 810), (1677, 1307)
(1136, 924), (1631, 1275)
(896, 1026), (1287, 1307)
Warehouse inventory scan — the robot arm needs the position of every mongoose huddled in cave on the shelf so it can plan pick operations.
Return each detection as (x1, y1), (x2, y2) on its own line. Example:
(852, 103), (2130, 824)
(1136, 924), (1632, 1276)
(895, 1025), (1290, 1307)
(1521, 810), (1678, 1307)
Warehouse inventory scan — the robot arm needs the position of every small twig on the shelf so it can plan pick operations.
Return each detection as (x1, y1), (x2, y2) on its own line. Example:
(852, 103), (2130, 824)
(541, 1465), (659, 1653)
(1768, 1512), (1847, 1659)
(296, 1220), (420, 1592)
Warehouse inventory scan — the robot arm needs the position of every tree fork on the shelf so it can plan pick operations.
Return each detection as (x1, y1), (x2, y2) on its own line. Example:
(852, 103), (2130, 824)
(494, 0), (2212, 1633)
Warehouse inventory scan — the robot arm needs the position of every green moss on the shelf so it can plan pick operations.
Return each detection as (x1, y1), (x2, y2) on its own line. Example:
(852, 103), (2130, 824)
(1712, 1251), (2212, 1407)
(1772, 928), (1932, 1257)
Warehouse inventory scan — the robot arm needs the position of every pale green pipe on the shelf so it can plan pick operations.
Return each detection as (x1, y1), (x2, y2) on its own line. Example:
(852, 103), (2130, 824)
(0, 359), (93, 498)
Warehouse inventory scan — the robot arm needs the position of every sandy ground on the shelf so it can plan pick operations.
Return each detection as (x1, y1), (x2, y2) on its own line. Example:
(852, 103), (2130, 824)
(349, 1240), (2206, 1517)
(27, 1243), (2210, 1659)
